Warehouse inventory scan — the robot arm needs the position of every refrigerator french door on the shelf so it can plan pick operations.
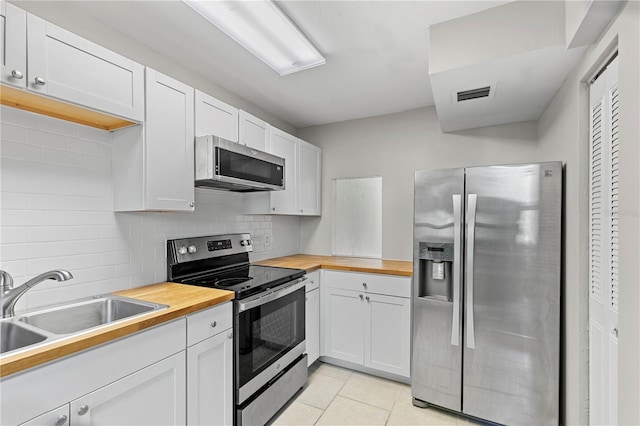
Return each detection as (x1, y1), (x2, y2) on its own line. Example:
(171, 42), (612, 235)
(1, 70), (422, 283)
(412, 162), (561, 426)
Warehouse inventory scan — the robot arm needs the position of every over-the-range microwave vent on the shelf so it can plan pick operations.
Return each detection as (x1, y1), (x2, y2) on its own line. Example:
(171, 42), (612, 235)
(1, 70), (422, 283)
(456, 86), (492, 102)
(195, 179), (273, 192)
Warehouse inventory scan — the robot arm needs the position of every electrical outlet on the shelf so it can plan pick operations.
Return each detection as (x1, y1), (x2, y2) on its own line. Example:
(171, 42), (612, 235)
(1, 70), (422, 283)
(264, 230), (272, 247)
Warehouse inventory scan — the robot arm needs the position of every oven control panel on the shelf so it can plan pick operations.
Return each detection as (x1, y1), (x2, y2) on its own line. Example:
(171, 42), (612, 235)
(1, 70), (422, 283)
(168, 233), (253, 264)
(208, 239), (233, 251)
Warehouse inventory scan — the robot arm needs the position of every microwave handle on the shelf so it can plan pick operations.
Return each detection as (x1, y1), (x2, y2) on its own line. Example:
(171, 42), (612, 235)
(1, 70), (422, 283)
(238, 277), (307, 312)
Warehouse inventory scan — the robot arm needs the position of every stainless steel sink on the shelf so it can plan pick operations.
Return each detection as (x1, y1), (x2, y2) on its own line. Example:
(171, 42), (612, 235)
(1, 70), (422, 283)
(0, 321), (47, 354)
(0, 295), (167, 357)
(18, 296), (167, 335)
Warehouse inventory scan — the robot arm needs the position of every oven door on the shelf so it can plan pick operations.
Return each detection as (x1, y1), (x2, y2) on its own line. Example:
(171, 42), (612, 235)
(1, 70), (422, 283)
(235, 278), (306, 404)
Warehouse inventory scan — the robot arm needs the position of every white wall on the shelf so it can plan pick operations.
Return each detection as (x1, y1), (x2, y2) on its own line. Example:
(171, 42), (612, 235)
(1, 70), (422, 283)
(298, 106), (538, 260)
(537, 2), (640, 425)
(0, 106), (300, 312)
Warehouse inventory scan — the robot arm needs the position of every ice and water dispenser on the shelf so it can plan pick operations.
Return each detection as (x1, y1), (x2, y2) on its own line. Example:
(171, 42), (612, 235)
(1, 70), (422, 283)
(418, 242), (454, 301)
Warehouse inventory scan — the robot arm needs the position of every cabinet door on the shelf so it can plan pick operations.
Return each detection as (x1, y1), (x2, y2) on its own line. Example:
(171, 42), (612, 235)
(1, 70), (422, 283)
(70, 352), (186, 426)
(305, 287), (320, 366)
(26, 14), (144, 121)
(321, 287), (365, 364)
(299, 140), (321, 216)
(19, 405), (69, 426)
(239, 109), (269, 151)
(268, 127), (298, 214)
(187, 330), (233, 426)
(145, 68), (195, 211)
(365, 293), (411, 378)
(1, 1), (27, 88)
(194, 90), (238, 141)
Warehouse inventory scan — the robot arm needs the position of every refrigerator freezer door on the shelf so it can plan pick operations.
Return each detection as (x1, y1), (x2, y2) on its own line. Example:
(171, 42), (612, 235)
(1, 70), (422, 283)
(412, 168), (464, 411)
(462, 162), (561, 425)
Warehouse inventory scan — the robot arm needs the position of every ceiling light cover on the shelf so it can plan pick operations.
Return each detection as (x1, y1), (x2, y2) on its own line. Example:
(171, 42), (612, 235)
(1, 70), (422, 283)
(184, 0), (326, 76)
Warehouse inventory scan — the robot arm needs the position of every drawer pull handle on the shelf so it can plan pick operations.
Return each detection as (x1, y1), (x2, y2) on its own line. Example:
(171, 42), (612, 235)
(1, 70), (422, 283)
(211, 321), (217, 328)
(55, 415), (68, 426)
(77, 405), (89, 416)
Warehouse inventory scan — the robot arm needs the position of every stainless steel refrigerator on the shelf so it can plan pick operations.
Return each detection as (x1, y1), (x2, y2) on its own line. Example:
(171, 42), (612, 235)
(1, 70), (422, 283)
(412, 162), (561, 425)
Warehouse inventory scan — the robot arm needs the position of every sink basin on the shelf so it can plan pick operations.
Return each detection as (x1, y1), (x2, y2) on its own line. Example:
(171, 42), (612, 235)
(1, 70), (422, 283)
(18, 296), (167, 335)
(0, 321), (47, 354)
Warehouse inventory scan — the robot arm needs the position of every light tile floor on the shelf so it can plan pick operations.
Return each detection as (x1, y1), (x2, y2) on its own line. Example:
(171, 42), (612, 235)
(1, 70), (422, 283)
(272, 362), (482, 425)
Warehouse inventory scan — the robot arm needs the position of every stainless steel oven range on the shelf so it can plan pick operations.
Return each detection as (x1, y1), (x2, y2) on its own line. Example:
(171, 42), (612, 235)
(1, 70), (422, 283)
(167, 233), (307, 426)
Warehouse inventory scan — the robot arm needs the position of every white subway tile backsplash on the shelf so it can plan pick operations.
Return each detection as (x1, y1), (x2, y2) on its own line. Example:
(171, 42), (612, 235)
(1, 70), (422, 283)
(1, 227), (27, 244)
(1, 141), (42, 162)
(0, 123), (27, 143)
(1, 192), (26, 209)
(1, 243), (46, 261)
(25, 128), (68, 151)
(1, 108), (300, 311)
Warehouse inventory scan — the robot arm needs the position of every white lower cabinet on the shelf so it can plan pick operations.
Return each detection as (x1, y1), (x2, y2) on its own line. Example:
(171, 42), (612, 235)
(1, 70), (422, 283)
(365, 293), (411, 377)
(322, 287), (366, 365)
(305, 271), (320, 366)
(187, 319), (233, 426)
(4, 302), (235, 426)
(19, 405), (69, 426)
(70, 353), (186, 426)
(320, 270), (411, 379)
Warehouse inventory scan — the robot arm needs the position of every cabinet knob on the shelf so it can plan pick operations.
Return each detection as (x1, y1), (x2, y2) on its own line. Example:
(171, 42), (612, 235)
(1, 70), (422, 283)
(77, 405), (89, 416)
(34, 77), (46, 86)
(300, 209), (303, 213)
(362, 282), (367, 288)
(54, 415), (68, 426)
(359, 294), (364, 300)
(10, 70), (23, 79)
(272, 207), (276, 211)
(366, 296), (370, 302)
(211, 321), (217, 328)
(189, 202), (194, 208)
(227, 332), (233, 339)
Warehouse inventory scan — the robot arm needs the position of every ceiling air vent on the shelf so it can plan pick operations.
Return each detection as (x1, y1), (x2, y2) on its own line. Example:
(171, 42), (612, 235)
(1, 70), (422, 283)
(457, 86), (492, 102)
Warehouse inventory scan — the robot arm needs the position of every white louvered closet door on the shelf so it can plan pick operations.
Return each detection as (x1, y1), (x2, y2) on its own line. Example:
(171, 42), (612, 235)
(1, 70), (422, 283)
(589, 55), (619, 426)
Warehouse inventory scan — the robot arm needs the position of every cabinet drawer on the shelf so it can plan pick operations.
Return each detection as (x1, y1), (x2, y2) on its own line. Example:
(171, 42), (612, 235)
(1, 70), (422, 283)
(322, 270), (411, 298)
(187, 302), (232, 347)
(305, 271), (320, 292)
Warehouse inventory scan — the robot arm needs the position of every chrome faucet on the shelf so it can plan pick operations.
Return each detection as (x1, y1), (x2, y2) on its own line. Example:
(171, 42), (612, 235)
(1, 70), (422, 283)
(0, 270), (73, 318)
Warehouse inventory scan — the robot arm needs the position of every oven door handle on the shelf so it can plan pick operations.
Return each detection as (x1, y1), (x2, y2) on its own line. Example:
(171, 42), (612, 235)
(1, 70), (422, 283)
(238, 277), (307, 313)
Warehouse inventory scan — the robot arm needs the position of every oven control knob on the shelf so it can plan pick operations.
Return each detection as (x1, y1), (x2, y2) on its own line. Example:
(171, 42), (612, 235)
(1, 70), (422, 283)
(188, 245), (197, 254)
(240, 240), (246, 246)
(178, 246), (188, 255)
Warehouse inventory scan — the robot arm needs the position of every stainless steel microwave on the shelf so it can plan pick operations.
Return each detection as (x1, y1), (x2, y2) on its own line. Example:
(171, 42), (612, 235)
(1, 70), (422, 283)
(195, 136), (285, 192)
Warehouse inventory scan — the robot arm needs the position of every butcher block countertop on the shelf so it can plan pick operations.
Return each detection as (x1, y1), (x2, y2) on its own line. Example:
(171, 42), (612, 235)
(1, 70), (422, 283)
(255, 254), (413, 277)
(0, 282), (233, 378)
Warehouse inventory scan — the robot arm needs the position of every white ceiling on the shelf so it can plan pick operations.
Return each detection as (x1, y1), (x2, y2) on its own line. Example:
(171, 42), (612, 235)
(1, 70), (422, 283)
(13, 0), (522, 129)
(14, 0), (588, 130)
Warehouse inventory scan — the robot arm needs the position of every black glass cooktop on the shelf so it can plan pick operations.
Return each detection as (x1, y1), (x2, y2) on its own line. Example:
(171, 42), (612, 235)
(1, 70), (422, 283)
(180, 265), (305, 299)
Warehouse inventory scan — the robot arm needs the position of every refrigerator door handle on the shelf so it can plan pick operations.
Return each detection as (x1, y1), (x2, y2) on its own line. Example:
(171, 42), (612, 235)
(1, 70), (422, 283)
(466, 193), (478, 349)
(451, 194), (462, 346)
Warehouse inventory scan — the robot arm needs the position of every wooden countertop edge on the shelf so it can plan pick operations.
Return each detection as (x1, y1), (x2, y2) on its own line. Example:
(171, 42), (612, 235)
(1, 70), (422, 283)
(0, 284), (234, 378)
(255, 255), (413, 277)
(316, 264), (412, 276)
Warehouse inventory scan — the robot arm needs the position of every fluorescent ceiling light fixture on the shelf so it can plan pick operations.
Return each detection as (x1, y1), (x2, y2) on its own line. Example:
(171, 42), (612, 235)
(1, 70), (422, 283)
(184, 0), (326, 76)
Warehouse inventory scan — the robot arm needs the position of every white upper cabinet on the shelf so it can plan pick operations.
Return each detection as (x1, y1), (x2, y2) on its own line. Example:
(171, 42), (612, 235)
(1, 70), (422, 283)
(1, 1), (27, 88)
(244, 127), (322, 216)
(113, 68), (195, 212)
(299, 140), (322, 216)
(195, 90), (238, 141)
(268, 127), (299, 214)
(239, 109), (269, 151)
(26, 13), (144, 121)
